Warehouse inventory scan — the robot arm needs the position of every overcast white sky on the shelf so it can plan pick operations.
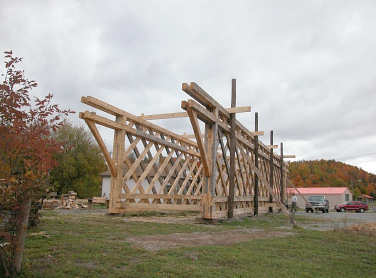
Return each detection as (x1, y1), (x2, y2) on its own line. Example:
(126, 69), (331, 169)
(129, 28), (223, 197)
(1, 0), (376, 173)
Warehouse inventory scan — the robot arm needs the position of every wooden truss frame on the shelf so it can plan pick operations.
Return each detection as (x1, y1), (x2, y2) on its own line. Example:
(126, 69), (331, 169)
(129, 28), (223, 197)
(80, 80), (294, 219)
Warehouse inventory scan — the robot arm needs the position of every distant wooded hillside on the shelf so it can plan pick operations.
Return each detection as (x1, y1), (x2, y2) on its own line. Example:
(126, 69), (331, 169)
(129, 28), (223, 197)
(288, 160), (376, 198)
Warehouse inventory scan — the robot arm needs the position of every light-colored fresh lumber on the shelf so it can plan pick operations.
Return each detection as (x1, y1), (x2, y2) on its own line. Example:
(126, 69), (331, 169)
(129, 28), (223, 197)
(81, 96), (197, 148)
(120, 193), (202, 200)
(85, 120), (117, 177)
(140, 106), (251, 120)
(267, 145), (279, 149)
(186, 107), (211, 177)
(283, 155), (296, 158)
(79, 112), (200, 158)
(117, 203), (201, 211)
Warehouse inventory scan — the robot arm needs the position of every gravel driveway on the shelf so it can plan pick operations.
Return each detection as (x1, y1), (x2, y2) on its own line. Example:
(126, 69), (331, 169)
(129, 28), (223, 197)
(295, 211), (376, 231)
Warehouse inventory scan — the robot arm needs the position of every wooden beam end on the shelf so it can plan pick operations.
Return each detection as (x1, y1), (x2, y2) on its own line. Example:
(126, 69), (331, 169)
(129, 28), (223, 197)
(182, 83), (189, 91)
(283, 155), (296, 159)
(181, 100), (189, 110)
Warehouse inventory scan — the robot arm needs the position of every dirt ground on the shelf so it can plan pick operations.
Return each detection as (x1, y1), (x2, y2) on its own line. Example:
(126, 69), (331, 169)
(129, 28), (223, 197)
(126, 229), (295, 251)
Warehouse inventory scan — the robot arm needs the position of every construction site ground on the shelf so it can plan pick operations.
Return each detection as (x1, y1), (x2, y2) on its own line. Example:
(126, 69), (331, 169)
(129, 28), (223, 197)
(22, 208), (376, 278)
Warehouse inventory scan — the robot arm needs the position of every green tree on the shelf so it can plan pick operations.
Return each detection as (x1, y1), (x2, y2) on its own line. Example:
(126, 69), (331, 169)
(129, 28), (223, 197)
(49, 123), (106, 198)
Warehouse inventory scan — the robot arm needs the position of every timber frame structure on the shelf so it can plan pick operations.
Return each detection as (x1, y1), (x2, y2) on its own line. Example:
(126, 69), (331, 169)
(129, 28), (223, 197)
(80, 80), (294, 219)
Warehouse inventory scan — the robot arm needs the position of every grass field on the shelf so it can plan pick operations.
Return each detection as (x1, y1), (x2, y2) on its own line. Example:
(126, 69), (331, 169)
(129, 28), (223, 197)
(20, 210), (376, 278)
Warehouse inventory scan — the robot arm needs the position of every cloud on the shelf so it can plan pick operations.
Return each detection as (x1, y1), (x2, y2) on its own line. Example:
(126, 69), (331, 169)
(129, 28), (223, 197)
(1, 0), (375, 173)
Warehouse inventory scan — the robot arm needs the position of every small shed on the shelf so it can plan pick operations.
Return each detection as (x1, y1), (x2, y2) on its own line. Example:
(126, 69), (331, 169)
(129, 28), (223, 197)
(100, 171), (111, 199)
(287, 187), (352, 210)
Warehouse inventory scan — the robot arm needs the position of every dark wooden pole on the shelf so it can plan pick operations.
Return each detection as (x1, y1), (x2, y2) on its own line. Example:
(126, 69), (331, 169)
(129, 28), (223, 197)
(269, 130), (274, 213)
(280, 142), (284, 205)
(253, 112), (259, 216)
(228, 78), (236, 219)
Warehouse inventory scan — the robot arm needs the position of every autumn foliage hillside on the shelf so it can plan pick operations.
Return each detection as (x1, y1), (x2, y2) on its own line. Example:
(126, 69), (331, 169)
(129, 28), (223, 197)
(288, 160), (376, 198)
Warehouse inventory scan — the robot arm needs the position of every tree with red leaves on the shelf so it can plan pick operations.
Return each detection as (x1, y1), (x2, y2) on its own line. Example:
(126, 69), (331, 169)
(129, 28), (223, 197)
(0, 51), (73, 276)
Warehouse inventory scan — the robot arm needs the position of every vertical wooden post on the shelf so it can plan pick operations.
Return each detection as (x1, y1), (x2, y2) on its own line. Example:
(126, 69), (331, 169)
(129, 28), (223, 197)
(280, 142), (284, 205)
(253, 112), (259, 216)
(228, 78), (236, 219)
(209, 108), (219, 196)
(202, 107), (218, 219)
(109, 115), (126, 213)
(269, 130), (274, 213)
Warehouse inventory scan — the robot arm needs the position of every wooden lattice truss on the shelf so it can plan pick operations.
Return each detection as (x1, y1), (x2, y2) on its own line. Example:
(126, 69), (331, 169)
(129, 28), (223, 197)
(80, 80), (294, 219)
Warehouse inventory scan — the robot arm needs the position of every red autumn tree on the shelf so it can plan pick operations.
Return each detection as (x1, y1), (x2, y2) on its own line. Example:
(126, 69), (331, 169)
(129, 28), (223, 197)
(0, 51), (73, 276)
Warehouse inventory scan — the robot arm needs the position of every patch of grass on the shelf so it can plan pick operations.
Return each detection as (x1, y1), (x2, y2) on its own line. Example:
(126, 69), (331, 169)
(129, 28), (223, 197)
(21, 209), (376, 278)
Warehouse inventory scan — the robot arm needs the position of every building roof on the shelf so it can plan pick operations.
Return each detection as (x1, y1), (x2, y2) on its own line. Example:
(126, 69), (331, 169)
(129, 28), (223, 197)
(287, 187), (349, 195)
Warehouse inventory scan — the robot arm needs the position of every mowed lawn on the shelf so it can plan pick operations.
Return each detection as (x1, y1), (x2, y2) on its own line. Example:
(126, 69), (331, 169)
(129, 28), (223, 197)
(21, 210), (376, 278)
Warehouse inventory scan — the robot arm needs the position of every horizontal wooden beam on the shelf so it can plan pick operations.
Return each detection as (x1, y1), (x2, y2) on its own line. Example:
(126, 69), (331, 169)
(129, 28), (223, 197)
(81, 96), (198, 148)
(182, 134), (197, 139)
(252, 131), (264, 136)
(283, 155), (296, 159)
(117, 203), (201, 211)
(120, 194), (202, 200)
(267, 145), (279, 149)
(79, 111), (201, 158)
(140, 106), (251, 120)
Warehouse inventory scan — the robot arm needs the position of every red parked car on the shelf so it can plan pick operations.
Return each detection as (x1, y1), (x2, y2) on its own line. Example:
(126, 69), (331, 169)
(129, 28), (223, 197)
(335, 201), (368, 213)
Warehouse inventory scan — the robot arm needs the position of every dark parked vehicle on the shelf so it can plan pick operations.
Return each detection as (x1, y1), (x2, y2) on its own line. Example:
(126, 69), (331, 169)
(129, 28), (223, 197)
(305, 195), (329, 213)
(335, 201), (368, 213)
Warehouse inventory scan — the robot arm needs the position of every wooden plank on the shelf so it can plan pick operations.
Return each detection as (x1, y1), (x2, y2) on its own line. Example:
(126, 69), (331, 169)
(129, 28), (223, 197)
(182, 82), (219, 111)
(80, 112), (201, 158)
(159, 154), (184, 194)
(125, 131), (158, 199)
(239, 145), (252, 195)
(120, 194), (202, 200)
(214, 196), (253, 202)
(118, 203), (201, 211)
(182, 99), (217, 124)
(168, 159), (189, 194)
(193, 179), (203, 196)
(269, 130), (274, 208)
(252, 131), (264, 136)
(110, 115), (126, 212)
(178, 160), (198, 195)
(140, 106), (251, 120)
(123, 142), (153, 183)
(136, 126), (166, 199)
(267, 145), (279, 149)
(131, 146), (165, 194)
(81, 96), (198, 148)
(208, 108), (219, 196)
(216, 156), (228, 196)
(235, 146), (247, 195)
(186, 164), (203, 195)
(254, 112), (259, 216)
(85, 120), (117, 177)
(123, 137), (141, 158)
(280, 142), (284, 204)
(283, 155), (296, 158)
(186, 107), (211, 177)
(145, 151), (174, 194)
(228, 79), (236, 219)
(142, 111), (187, 120)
